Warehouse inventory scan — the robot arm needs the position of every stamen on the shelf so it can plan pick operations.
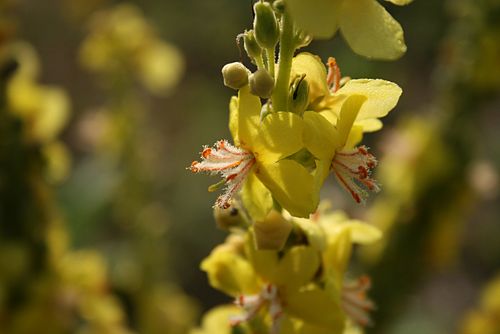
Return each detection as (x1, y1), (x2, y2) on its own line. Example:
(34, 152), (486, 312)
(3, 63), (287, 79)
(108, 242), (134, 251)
(341, 276), (375, 327)
(230, 284), (283, 334)
(327, 57), (341, 93)
(189, 140), (255, 209)
(331, 146), (380, 204)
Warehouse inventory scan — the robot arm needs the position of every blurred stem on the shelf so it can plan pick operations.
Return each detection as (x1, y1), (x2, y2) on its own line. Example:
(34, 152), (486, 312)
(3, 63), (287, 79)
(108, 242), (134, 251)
(272, 11), (294, 112)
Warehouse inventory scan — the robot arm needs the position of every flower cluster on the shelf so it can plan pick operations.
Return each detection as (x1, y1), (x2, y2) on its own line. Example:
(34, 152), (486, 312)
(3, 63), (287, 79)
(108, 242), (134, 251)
(188, 0), (409, 332)
(193, 205), (381, 334)
(191, 52), (401, 218)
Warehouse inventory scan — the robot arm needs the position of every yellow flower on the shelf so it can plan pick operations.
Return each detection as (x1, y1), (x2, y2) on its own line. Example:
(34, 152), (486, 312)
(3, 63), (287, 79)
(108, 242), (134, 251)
(291, 53), (402, 203)
(201, 230), (331, 333)
(292, 206), (382, 330)
(200, 206), (382, 333)
(285, 0), (412, 59)
(190, 86), (321, 218)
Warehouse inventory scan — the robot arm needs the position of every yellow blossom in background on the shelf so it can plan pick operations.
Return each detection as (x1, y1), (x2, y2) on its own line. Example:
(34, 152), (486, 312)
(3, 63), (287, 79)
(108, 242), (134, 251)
(285, 0), (412, 59)
(461, 274), (500, 334)
(79, 3), (184, 95)
(5, 42), (70, 145)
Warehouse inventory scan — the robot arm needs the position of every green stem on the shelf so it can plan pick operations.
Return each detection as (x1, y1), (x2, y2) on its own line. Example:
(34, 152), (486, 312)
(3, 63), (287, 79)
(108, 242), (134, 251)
(266, 47), (276, 78)
(272, 11), (295, 112)
(255, 54), (265, 71)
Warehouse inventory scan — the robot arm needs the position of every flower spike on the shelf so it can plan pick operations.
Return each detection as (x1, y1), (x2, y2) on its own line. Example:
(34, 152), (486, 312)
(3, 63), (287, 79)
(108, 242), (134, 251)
(190, 140), (255, 209)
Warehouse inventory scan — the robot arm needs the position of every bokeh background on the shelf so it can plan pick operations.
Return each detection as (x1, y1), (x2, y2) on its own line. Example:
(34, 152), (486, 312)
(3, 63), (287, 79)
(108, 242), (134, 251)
(1, 0), (499, 333)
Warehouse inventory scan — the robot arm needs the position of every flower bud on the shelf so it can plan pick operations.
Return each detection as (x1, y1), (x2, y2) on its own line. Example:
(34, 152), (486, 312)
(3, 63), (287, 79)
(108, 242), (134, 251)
(243, 30), (262, 62)
(221, 62), (250, 90)
(288, 74), (309, 115)
(249, 69), (274, 98)
(213, 206), (244, 231)
(253, 210), (292, 250)
(253, 1), (279, 49)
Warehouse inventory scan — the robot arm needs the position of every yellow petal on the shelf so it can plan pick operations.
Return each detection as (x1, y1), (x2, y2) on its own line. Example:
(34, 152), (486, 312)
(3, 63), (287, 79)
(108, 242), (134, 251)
(245, 232), (279, 282)
(291, 53), (329, 104)
(286, 0), (342, 39)
(285, 287), (345, 331)
(200, 249), (259, 297)
(293, 217), (327, 252)
(334, 79), (402, 121)
(340, 0), (407, 60)
(253, 112), (304, 163)
(344, 221), (382, 244)
(191, 305), (241, 334)
(344, 125), (363, 149)
(336, 95), (367, 147)
(273, 246), (321, 290)
(303, 111), (339, 160)
(228, 86), (261, 148)
(256, 160), (318, 218)
(385, 0), (413, 5)
(324, 226), (352, 275)
(241, 172), (274, 221)
(356, 118), (383, 132)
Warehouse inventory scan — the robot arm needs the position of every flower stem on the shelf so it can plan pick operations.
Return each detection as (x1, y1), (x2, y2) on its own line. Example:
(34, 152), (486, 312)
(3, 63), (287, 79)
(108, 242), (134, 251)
(272, 11), (295, 112)
(266, 47), (276, 78)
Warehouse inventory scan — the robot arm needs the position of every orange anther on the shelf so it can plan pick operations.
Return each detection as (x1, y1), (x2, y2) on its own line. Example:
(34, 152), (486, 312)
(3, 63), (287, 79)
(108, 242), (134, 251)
(327, 57), (341, 93)
(202, 148), (212, 158)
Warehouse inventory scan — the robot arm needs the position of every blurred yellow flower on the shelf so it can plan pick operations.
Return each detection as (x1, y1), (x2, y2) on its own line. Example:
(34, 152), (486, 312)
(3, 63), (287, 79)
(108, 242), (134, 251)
(79, 4), (184, 95)
(461, 274), (500, 334)
(5, 42), (70, 144)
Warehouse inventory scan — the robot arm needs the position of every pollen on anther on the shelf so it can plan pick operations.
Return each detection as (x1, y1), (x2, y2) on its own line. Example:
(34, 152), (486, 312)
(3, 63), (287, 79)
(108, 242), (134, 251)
(202, 147), (212, 158)
(190, 161), (199, 172)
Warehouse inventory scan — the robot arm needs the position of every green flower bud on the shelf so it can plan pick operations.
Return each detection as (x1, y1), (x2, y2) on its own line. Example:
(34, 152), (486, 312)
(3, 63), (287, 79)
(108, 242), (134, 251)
(213, 206), (244, 231)
(288, 74), (309, 115)
(249, 68), (274, 98)
(243, 30), (262, 62)
(253, 1), (279, 49)
(221, 62), (250, 90)
(253, 210), (292, 250)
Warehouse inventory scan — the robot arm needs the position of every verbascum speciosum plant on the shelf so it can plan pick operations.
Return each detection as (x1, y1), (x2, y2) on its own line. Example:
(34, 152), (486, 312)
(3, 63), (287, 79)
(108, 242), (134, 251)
(189, 1), (409, 333)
